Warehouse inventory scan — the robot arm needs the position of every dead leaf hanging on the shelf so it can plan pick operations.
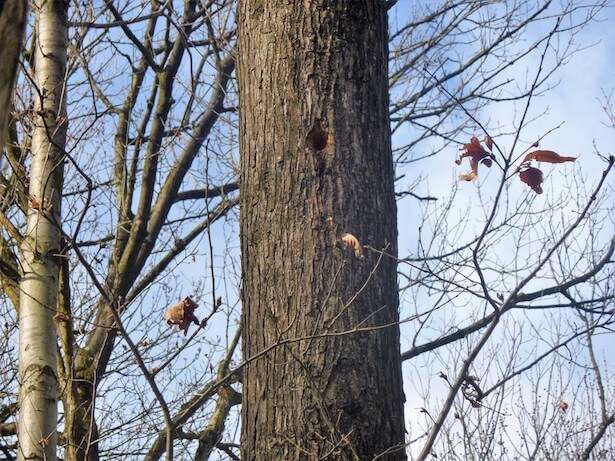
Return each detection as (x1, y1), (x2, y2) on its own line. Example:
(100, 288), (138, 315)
(558, 400), (569, 412)
(557, 400), (569, 413)
(456, 136), (493, 179)
(340, 233), (365, 259)
(164, 296), (199, 335)
(522, 150), (576, 165)
(459, 172), (477, 182)
(519, 167), (544, 194)
(484, 135), (493, 151)
(53, 312), (71, 328)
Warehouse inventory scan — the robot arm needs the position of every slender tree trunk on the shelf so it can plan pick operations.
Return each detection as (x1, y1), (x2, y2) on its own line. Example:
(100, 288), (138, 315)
(238, 1), (406, 459)
(0, 0), (28, 146)
(17, 1), (68, 460)
(63, 376), (99, 461)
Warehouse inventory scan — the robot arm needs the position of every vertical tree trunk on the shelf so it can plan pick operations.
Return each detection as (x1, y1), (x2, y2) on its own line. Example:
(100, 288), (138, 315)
(17, 1), (68, 460)
(238, 1), (406, 459)
(63, 374), (99, 461)
(0, 0), (27, 146)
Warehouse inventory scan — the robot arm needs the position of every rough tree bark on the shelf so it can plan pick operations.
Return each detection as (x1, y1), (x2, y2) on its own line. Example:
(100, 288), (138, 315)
(238, 1), (406, 459)
(0, 0), (28, 146)
(17, 1), (68, 460)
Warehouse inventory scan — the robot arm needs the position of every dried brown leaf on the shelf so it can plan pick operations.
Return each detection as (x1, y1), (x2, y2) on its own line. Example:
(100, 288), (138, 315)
(523, 150), (576, 164)
(53, 312), (71, 328)
(459, 172), (477, 182)
(456, 136), (492, 179)
(519, 167), (544, 194)
(558, 400), (569, 412)
(484, 135), (493, 151)
(341, 233), (365, 259)
(164, 296), (199, 335)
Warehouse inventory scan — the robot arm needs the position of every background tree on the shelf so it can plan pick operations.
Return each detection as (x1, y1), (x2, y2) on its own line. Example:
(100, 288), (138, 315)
(0, 0), (27, 145)
(17, 1), (68, 460)
(0, 1), (611, 460)
(4, 1), (240, 459)
(237, 0), (405, 458)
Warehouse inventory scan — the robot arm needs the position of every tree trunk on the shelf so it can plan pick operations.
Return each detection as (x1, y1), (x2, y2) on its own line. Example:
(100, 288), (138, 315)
(63, 375), (100, 461)
(237, 1), (406, 459)
(0, 0), (27, 146)
(17, 1), (68, 460)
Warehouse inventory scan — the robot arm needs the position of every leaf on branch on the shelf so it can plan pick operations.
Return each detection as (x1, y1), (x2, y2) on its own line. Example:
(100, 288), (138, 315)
(484, 135), (493, 151)
(53, 312), (71, 328)
(558, 400), (569, 412)
(459, 172), (477, 182)
(522, 150), (576, 165)
(164, 296), (199, 335)
(456, 136), (493, 180)
(519, 167), (544, 194)
(340, 233), (365, 259)
(518, 149), (576, 193)
(29, 194), (42, 211)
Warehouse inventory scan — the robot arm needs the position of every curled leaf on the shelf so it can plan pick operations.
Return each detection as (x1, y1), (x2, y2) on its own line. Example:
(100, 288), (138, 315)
(340, 233), (365, 259)
(519, 167), (543, 194)
(484, 135), (493, 151)
(558, 400), (569, 412)
(459, 172), (477, 182)
(53, 312), (71, 328)
(456, 136), (493, 179)
(164, 296), (199, 335)
(523, 150), (576, 164)
(460, 137), (486, 156)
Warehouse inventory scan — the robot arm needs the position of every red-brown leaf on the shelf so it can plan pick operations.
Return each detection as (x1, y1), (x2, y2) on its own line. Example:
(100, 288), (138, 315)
(519, 167), (544, 194)
(164, 296), (199, 335)
(457, 136), (492, 179)
(461, 137), (486, 156)
(523, 150), (576, 164)
(53, 312), (71, 329)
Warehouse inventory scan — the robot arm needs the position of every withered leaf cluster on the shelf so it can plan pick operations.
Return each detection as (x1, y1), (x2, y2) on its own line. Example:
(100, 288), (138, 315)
(456, 136), (494, 182)
(519, 150), (576, 194)
(456, 136), (576, 194)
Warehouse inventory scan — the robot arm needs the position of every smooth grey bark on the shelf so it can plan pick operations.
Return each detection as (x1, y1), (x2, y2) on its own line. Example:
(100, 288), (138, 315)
(17, 1), (68, 460)
(238, 1), (406, 459)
